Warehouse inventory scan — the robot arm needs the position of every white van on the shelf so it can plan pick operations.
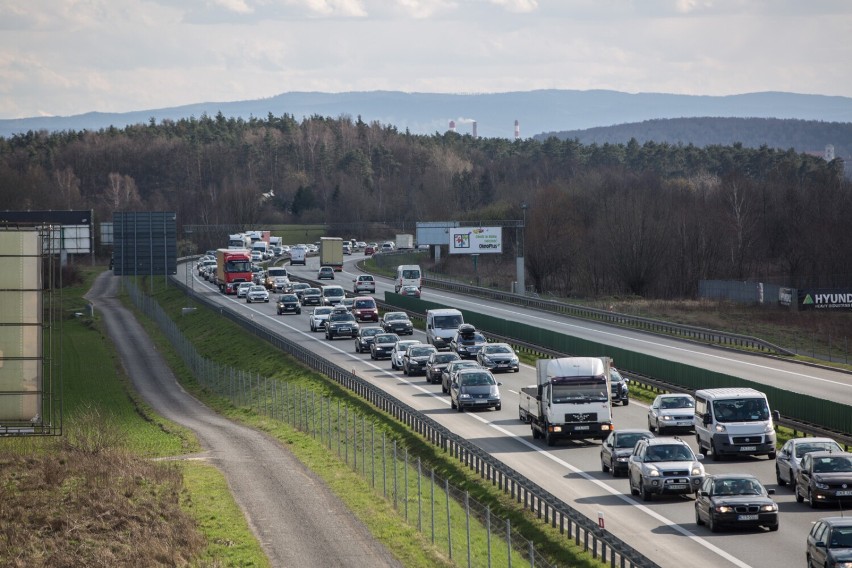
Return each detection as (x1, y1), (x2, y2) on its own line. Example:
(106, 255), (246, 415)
(395, 265), (422, 293)
(693, 387), (776, 461)
(425, 308), (464, 350)
(289, 246), (306, 265)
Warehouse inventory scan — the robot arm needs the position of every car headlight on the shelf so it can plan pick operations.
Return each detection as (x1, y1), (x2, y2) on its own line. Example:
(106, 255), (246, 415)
(691, 466), (704, 476)
(482, 356), (494, 365)
(815, 481), (830, 490)
(616, 456), (629, 462)
(510, 357), (519, 364)
(763, 423), (774, 433)
(714, 424), (727, 433)
(646, 467), (661, 477)
(459, 393), (471, 399)
(715, 505), (735, 514)
(490, 388), (500, 398)
(759, 503), (778, 512)
(662, 415), (673, 421)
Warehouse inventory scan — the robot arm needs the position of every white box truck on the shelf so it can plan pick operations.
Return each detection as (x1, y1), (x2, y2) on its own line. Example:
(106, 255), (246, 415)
(395, 234), (414, 250)
(519, 357), (614, 446)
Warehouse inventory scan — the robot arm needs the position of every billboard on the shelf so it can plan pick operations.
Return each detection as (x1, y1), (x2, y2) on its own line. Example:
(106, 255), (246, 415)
(798, 288), (852, 311)
(0, 231), (42, 422)
(449, 227), (502, 254)
(0, 210), (92, 254)
(113, 212), (177, 276)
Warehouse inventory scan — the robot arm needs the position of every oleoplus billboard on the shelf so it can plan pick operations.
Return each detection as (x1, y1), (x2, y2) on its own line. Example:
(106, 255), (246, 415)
(448, 227), (503, 254)
(0, 231), (41, 421)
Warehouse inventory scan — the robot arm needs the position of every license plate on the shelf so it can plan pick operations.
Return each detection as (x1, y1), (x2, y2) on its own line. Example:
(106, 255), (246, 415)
(739, 446), (757, 451)
(574, 425), (590, 430)
(339, 327), (350, 333)
(667, 484), (687, 490)
(498, 363), (508, 367)
(837, 490), (852, 496)
(737, 514), (758, 521)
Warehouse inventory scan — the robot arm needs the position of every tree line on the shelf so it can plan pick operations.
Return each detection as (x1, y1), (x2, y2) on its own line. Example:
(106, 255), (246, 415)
(0, 112), (848, 298)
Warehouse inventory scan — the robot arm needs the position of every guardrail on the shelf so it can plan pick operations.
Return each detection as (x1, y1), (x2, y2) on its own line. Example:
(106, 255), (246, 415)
(160, 271), (660, 568)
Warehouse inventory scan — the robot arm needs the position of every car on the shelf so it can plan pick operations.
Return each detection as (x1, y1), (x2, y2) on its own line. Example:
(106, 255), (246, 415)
(381, 242), (394, 252)
(276, 294), (301, 315)
(250, 250), (263, 263)
(694, 474), (779, 532)
(290, 282), (311, 299)
(355, 241), (367, 250)
(246, 285), (269, 303)
(807, 517), (852, 568)
(318, 266), (335, 280)
(402, 344), (438, 376)
(449, 368), (502, 412)
(380, 312), (414, 335)
(321, 285), (345, 306)
(340, 297), (355, 311)
(425, 352), (461, 384)
(610, 367), (630, 406)
(647, 393), (696, 434)
(390, 340), (422, 370)
(300, 287), (322, 306)
(399, 285), (421, 298)
(308, 307), (333, 332)
(776, 437), (845, 487)
(325, 311), (359, 340)
(353, 274), (376, 294)
(795, 451), (852, 509)
(342, 243), (352, 255)
(236, 282), (252, 298)
(450, 324), (487, 359)
(600, 429), (654, 477)
(364, 245), (376, 255)
(476, 343), (519, 373)
(627, 437), (705, 501)
(354, 326), (383, 353)
(351, 296), (379, 322)
(441, 360), (482, 394)
(370, 333), (399, 360)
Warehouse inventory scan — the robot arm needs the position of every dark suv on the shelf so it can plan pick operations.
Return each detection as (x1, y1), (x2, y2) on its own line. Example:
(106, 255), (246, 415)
(325, 312), (359, 340)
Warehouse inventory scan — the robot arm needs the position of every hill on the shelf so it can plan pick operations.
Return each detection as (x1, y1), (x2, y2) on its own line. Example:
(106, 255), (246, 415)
(536, 117), (852, 159)
(2, 89), (851, 141)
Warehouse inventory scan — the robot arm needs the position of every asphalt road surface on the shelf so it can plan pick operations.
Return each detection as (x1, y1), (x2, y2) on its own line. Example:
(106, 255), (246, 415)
(86, 272), (401, 568)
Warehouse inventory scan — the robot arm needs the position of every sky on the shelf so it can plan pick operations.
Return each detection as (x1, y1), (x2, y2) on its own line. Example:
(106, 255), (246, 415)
(2, 0), (851, 120)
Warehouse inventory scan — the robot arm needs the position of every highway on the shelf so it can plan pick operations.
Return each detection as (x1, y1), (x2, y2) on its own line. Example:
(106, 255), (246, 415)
(177, 252), (852, 568)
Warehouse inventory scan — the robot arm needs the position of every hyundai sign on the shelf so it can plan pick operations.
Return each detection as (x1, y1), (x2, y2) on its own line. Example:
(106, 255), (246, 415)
(449, 227), (502, 254)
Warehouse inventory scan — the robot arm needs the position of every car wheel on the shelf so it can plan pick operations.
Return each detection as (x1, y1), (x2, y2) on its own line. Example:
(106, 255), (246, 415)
(708, 512), (718, 533)
(370, 352), (375, 360)
(629, 474), (639, 496)
(768, 450), (776, 460)
(640, 480), (652, 502)
(695, 504), (704, 526)
(495, 404), (501, 411)
(808, 489), (819, 509)
(775, 465), (786, 486)
(450, 397), (456, 409)
(795, 484), (805, 503)
(623, 398), (629, 406)
(648, 418), (656, 433)
(711, 441), (722, 461)
(441, 381), (448, 394)
(402, 365), (408, 375)
(768, 522), (779, 532)
(545, 429), (556, 447)
(601, 456), (610, 473)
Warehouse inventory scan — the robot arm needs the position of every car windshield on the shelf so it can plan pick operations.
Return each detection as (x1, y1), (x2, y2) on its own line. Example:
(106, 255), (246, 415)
(661, 396), (694, 409)
(385, 313), (408, 321)
(314, 308), (332, 315)
(457, 333), (486, 344)
(354, 300), (375, 308)
(433, 315), (463, 328)
(812, 456), (852, 473)
(460, 372), (496, 386)
(375, 334), (398, 344)
(485, 345), (512, 354)
(304, 289), (320, 295)
(712, 398), (769, 423)
(714, 478), (762, 496)
(396, 342), (418, 353)
(324, 288), (344, 298)
(409, 347), (434, 357)
(794, 441), (844, 458)
(250, 286), (265, 292)
(615, 433), (648, 449)
(279, 295), (298, 302)
(361, 328), (381, 337)
(829, 526), (852, 548)
(433, 354), (458, 363)
(645, 445), (693, 462)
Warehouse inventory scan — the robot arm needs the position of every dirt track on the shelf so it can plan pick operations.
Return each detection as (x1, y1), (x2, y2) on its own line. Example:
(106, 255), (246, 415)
(86, 272), (401, 568)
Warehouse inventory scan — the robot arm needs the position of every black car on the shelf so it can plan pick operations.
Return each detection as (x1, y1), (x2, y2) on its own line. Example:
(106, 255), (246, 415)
(600, 429), (653, 477)
(276, 294), (301, 315)
(610, 367), (630, 406)
(380, 312), (414, 335)
(450, 324), (487, 359)
(370, 333), (399, 360)
(300, 288), (322, 306)
(795, 451), (852, 509)
(807, 517), (852, 568)
(354, 326), (382, 354)
(476, 343), (519, 373)
(325, 312), (359, 340)
(291, 282), (311, 299)
(425, 352), (461, 384)
(694, 474), (779, 532)
(402, 345), (438, 376)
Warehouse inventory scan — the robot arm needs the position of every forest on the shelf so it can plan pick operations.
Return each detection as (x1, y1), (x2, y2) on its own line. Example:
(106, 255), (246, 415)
(0, 112), (849, 298)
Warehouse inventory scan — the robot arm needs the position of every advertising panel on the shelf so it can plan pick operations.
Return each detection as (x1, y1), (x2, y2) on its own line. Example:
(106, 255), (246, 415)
(0, 231), (42, 422)
(798, 288), (852, 310)
(449, 227), (502, 254)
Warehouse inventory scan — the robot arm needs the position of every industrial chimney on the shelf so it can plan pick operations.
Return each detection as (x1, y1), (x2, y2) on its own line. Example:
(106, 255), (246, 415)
(514, 119), (520, 140)
(449, 120), (456, 132)
(472, 121), (477, 139)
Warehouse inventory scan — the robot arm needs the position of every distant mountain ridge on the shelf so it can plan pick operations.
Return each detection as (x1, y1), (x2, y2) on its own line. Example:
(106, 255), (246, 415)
(2, 89), (851, 141)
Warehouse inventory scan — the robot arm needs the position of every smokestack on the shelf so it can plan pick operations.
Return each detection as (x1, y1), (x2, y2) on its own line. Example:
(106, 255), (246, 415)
(449, 120), (456, 132)
(514, 119), (520, 140)
(472, 121), (477, 139)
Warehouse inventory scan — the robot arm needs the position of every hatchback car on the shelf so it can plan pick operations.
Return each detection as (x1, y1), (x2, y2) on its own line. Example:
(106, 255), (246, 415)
(246, 285), (270, 303)
(476, 343), (519, 373)
(600, 429), (654, 477)
(795, 451), (852, 508)
(627, 437), (705, 501)
(450, 324), (487, 359)
(807, 517), (852, 568)
(647, 393), (696, 434)
(390, 340), (422, 370)
(399, 285), (421, 298)
(300, 287), (322, 306)
(694, 474), (778, 532)
(236, 282), (252, 298)
(370, 333), (399, 360)
(308, 307), (333, 332)
(425, 352), (461, 384)
(381, 312), (414, 335)
(276, 294), (301, 315)
(364, 245), (376, 255)
(441, 360), (482, 394)
(290, 282), (311, 299)
(402, 345), (438, 376)
(325, 311), (359, 340)
(351, 297), (379, 322)
(776, 437), (844, 487)
(317, 266), (335, 280)
(354, 326), (383, 354)
(450, 368), (501, 412)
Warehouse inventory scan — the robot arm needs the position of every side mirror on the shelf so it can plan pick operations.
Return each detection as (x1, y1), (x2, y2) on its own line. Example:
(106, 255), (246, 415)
(767, 488), (776, 495)
(703, 414), (712, 425)
(696, 454), (705, 460)
(815, 541), (826, 549)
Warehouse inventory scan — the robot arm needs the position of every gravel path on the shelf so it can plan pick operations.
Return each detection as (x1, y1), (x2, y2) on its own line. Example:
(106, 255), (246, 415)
(86, 272), (402, 568)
